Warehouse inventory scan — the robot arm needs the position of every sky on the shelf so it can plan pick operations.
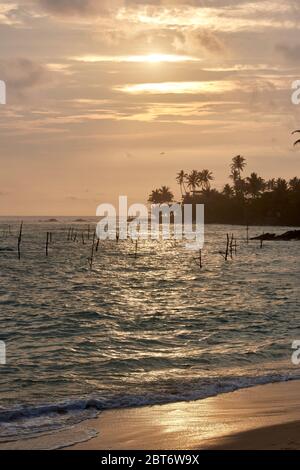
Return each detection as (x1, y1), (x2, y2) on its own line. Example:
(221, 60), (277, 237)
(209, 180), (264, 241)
(1, 0), (300, 215)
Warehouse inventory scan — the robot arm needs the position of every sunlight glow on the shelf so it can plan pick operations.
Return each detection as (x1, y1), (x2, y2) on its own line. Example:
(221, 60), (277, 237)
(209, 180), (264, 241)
(116, 81), (236, 95)
(72, 54), (199, 63)
(135, 54), (198, 63)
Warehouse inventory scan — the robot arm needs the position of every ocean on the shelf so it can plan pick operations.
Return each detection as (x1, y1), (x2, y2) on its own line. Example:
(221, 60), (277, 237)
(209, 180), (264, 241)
(0, 217), (299, 448)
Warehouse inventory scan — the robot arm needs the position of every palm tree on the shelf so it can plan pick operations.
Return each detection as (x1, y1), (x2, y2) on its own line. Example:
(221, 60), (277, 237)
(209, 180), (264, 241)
(186, 170), (200, 192)
(230, 155), (246, 181)
(176, 170), (187, 197)
(160, 186), (174, 203)
(246, 172), (265, 198)
(148, 189), (161, 204)
(234, 177), (248, 199)
(148, 186), (174, 204)
(222, 184), (234, 198)
(229, 169), (239, 183)
(229, 155), (247, 198)
(198, 169), (214, 191)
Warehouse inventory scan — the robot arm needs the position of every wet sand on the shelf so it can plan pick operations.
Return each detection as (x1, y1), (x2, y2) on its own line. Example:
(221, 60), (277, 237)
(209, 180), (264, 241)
(66, 380), (300, 450)
(1, 380), (299, 450)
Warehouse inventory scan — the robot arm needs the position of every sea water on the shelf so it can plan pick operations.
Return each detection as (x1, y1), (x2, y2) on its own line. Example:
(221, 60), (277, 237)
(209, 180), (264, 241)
(0, 217), (299, 448)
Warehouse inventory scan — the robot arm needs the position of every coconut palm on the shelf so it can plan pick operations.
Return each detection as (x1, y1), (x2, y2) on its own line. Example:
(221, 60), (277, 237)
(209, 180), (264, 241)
(229, 156), (247, 198)
(148, 189), (161, 204)
(176, 170), (187, 197)
(234, 177), (248, 199)
(198, 169), (214, 191)
(222, 184), (234, 198)
(230, 155), (246, 181)
(186, 170), (200, 192)
(148, 186), (174, 204)
(229, 169), (239, 182)
(160, 186), (174, 203)
(246, 172), (265, 198)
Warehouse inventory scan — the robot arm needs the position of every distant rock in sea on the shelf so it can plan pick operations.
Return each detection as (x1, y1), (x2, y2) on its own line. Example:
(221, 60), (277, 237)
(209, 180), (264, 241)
(251, 230), (300, 241)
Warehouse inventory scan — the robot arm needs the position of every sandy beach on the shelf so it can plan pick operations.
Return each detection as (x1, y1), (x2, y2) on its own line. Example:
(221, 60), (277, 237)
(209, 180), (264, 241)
(64, 380), (300, 450)
(1, 380), (299, 450)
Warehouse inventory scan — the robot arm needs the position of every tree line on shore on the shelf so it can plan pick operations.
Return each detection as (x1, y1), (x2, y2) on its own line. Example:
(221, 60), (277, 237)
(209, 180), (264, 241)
(148, 156), (300, 226)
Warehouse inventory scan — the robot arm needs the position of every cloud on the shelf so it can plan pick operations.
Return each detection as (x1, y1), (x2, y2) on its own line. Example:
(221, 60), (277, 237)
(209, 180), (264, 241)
(37, 0), (168, 18)
(33, 0), (298, 38)
(173, 29), (226, 55)
(38, 0), (264, 16)
(0, 3), (20, 25)
(37, 0), (279, 20)
(0, 59), (52, 95)
(38, 0), (120, 16)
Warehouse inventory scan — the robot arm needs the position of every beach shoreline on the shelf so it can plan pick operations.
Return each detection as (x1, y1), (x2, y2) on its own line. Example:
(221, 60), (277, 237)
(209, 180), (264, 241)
(1, 380), (300, 450)
(64, 380), (300, 450)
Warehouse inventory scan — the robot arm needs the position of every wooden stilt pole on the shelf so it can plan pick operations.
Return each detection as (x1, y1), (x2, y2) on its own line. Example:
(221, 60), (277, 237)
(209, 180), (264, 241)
(17, 222), (23, 260)
(89, 231), (96, 270)
(46, 232), (49, 257)
(230, 234), (234, 258)
(225, 233), (230, 261)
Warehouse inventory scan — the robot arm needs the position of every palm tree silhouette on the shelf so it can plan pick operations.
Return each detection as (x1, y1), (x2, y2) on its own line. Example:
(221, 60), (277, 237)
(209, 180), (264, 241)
(222, 184), (234, 198)
(148, 186), (174, 204)
(246, 172), (265, 198)
(186, 170), (200, 192)
(160, 186), (174, 203)
(176, 170), (187, 197)
(198, 169), (214, 191)
(147, 154), (300, 225)
(230, 155), (246, 180)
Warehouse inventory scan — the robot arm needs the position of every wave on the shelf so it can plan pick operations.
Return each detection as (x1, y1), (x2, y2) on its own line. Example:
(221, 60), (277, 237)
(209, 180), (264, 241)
(0, 371), (299, 448)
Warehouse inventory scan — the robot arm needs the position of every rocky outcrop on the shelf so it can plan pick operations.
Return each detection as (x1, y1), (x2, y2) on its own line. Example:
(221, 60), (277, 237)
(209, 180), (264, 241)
(251, 230), (300, 241)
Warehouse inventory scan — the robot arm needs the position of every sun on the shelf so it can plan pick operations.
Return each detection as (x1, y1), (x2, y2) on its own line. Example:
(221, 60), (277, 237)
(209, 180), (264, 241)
(144, 54), (170, 63)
